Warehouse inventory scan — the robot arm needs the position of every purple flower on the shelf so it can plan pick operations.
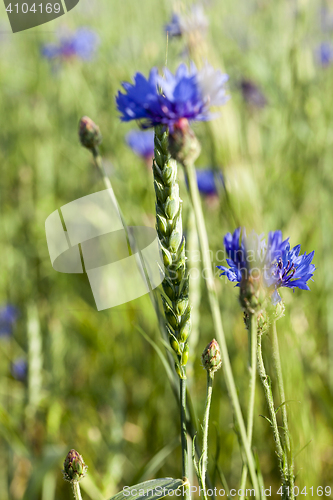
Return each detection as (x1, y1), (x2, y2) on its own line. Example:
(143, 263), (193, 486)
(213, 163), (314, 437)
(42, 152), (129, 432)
(217, 228), (315, 304)
(125, 130), (155, 162)
(240, 79), (267, 108)
(165, 13), (183, 37)
(165, 5), (209, 39)
(265, 231), (316, 304)
(42, 28), (99, 61)
(196, 169), (224, 195)
(116, 63), (229, 130)
(0, 305), (18, 337)
(316, 42), (333, 66)
(11, 358), (27, 381)
(218, 228), (265, 285)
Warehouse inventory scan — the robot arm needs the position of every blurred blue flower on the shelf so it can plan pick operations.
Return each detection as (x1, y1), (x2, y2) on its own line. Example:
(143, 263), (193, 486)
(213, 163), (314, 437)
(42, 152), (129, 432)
(217, 228), (315, 304)
(116, 63), (229, 130)
(125, 130), (154, 162)
(0, 305), (18, 336)
(240, 79), (267, 108)
(42, 28), (99, 61)
(165, 13), (183, 37)
(11, 358), (27, 381)
(316, 42), (333, 66)
(165, 5), (208, 38)
(195, 169), (224, 195)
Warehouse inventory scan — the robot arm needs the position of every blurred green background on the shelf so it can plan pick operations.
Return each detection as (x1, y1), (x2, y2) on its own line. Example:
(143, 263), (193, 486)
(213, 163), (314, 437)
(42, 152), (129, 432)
(0, 0), (333, 498)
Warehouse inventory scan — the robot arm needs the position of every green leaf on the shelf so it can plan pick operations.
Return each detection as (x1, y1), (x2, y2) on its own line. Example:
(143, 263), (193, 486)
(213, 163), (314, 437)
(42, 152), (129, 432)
(259, 414), (273, 426)
(109, 478), (183, 500)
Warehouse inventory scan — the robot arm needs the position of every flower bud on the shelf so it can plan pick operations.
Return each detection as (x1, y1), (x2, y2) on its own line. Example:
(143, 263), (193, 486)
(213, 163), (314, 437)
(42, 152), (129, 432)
(63, 449), (87, 483)
(168, 118), (201, 166)
(202, 339), (222, 374)
(79, 116), (102, 150)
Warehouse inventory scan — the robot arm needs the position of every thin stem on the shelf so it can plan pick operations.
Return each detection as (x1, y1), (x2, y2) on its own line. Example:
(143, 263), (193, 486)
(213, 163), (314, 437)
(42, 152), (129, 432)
(180, 377), (191, 500)
(271, 321), (294, 499)
(71, 482), (83, 500)
(239, 313), (257, 499)
(184, 160), (259, 495)
(201, 372), (214, 499)
(257, 332), (286, 489)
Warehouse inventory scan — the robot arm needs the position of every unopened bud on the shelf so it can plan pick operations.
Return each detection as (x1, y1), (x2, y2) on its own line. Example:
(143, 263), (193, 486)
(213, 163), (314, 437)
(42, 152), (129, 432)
(63, 449), (87, 483)
(168, 119), (201, 166)
(202, 339), (222, 374)
(79, 116), (102, 150)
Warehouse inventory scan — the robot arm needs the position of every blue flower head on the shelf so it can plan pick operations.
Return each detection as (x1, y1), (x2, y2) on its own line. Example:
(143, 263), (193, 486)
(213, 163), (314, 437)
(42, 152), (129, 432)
(116, 63), (229, 130)
(11, 358), (27, 381)
(196, 169), (224, 196)
(316, 42), (333, 66)
(218, 228), (265, 286)
(125, 130), (155, 161)
(240, 79), (267, 108)
(165, 5), (209, 39)
(165, 13), (183, 37)
(42, 28), (99, 61)
(218, 228), (315, 305)
(265, 231), (316, 304)
(0, 305), (18, 337)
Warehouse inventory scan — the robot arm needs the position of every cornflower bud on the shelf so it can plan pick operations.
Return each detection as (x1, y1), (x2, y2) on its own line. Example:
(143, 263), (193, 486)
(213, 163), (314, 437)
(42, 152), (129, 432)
(63, 449), (87, 483)
(78, 116), (102, 150)
(202, 339), (222, 374)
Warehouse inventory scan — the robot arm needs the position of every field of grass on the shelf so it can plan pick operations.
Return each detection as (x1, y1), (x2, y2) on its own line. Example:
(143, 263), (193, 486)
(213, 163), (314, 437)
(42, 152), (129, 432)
(0, 0), (333, 499)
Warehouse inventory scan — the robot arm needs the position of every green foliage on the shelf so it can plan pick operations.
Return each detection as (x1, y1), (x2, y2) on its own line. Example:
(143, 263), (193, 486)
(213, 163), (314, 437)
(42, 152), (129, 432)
(0, 0), (332, 498)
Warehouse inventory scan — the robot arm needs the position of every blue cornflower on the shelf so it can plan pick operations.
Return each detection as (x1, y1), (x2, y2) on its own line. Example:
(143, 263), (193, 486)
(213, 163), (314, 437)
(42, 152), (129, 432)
(316, 42), (333, 66)
(11, 358), (27, 381)
(42, 28), (99, 61)
(196, 169), (224, 196)
(165, 13), (183, 37)
(125, 130), (155, 162)
(0, 305), (18, 337)
(165, 5), (209, 39)
(218, 228), (315, 304)
(116, 63), (229, 130)
(240, 79), (267, 109)
(265, 231), (316, 304)
(218, 228), (265, 285)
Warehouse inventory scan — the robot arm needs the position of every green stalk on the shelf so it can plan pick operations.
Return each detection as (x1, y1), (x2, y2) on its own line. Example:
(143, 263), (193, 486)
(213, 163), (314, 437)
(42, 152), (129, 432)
(92, 147), (131, 250)
(184, 160), (259, 494)
(201, 372), (214, 499)
(71, 482), (83, 500)
(271, 321), (294, 499)
(257, 332), (287, 494)
(180, 378), (190, 500)
(239, 313), (257, 499)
